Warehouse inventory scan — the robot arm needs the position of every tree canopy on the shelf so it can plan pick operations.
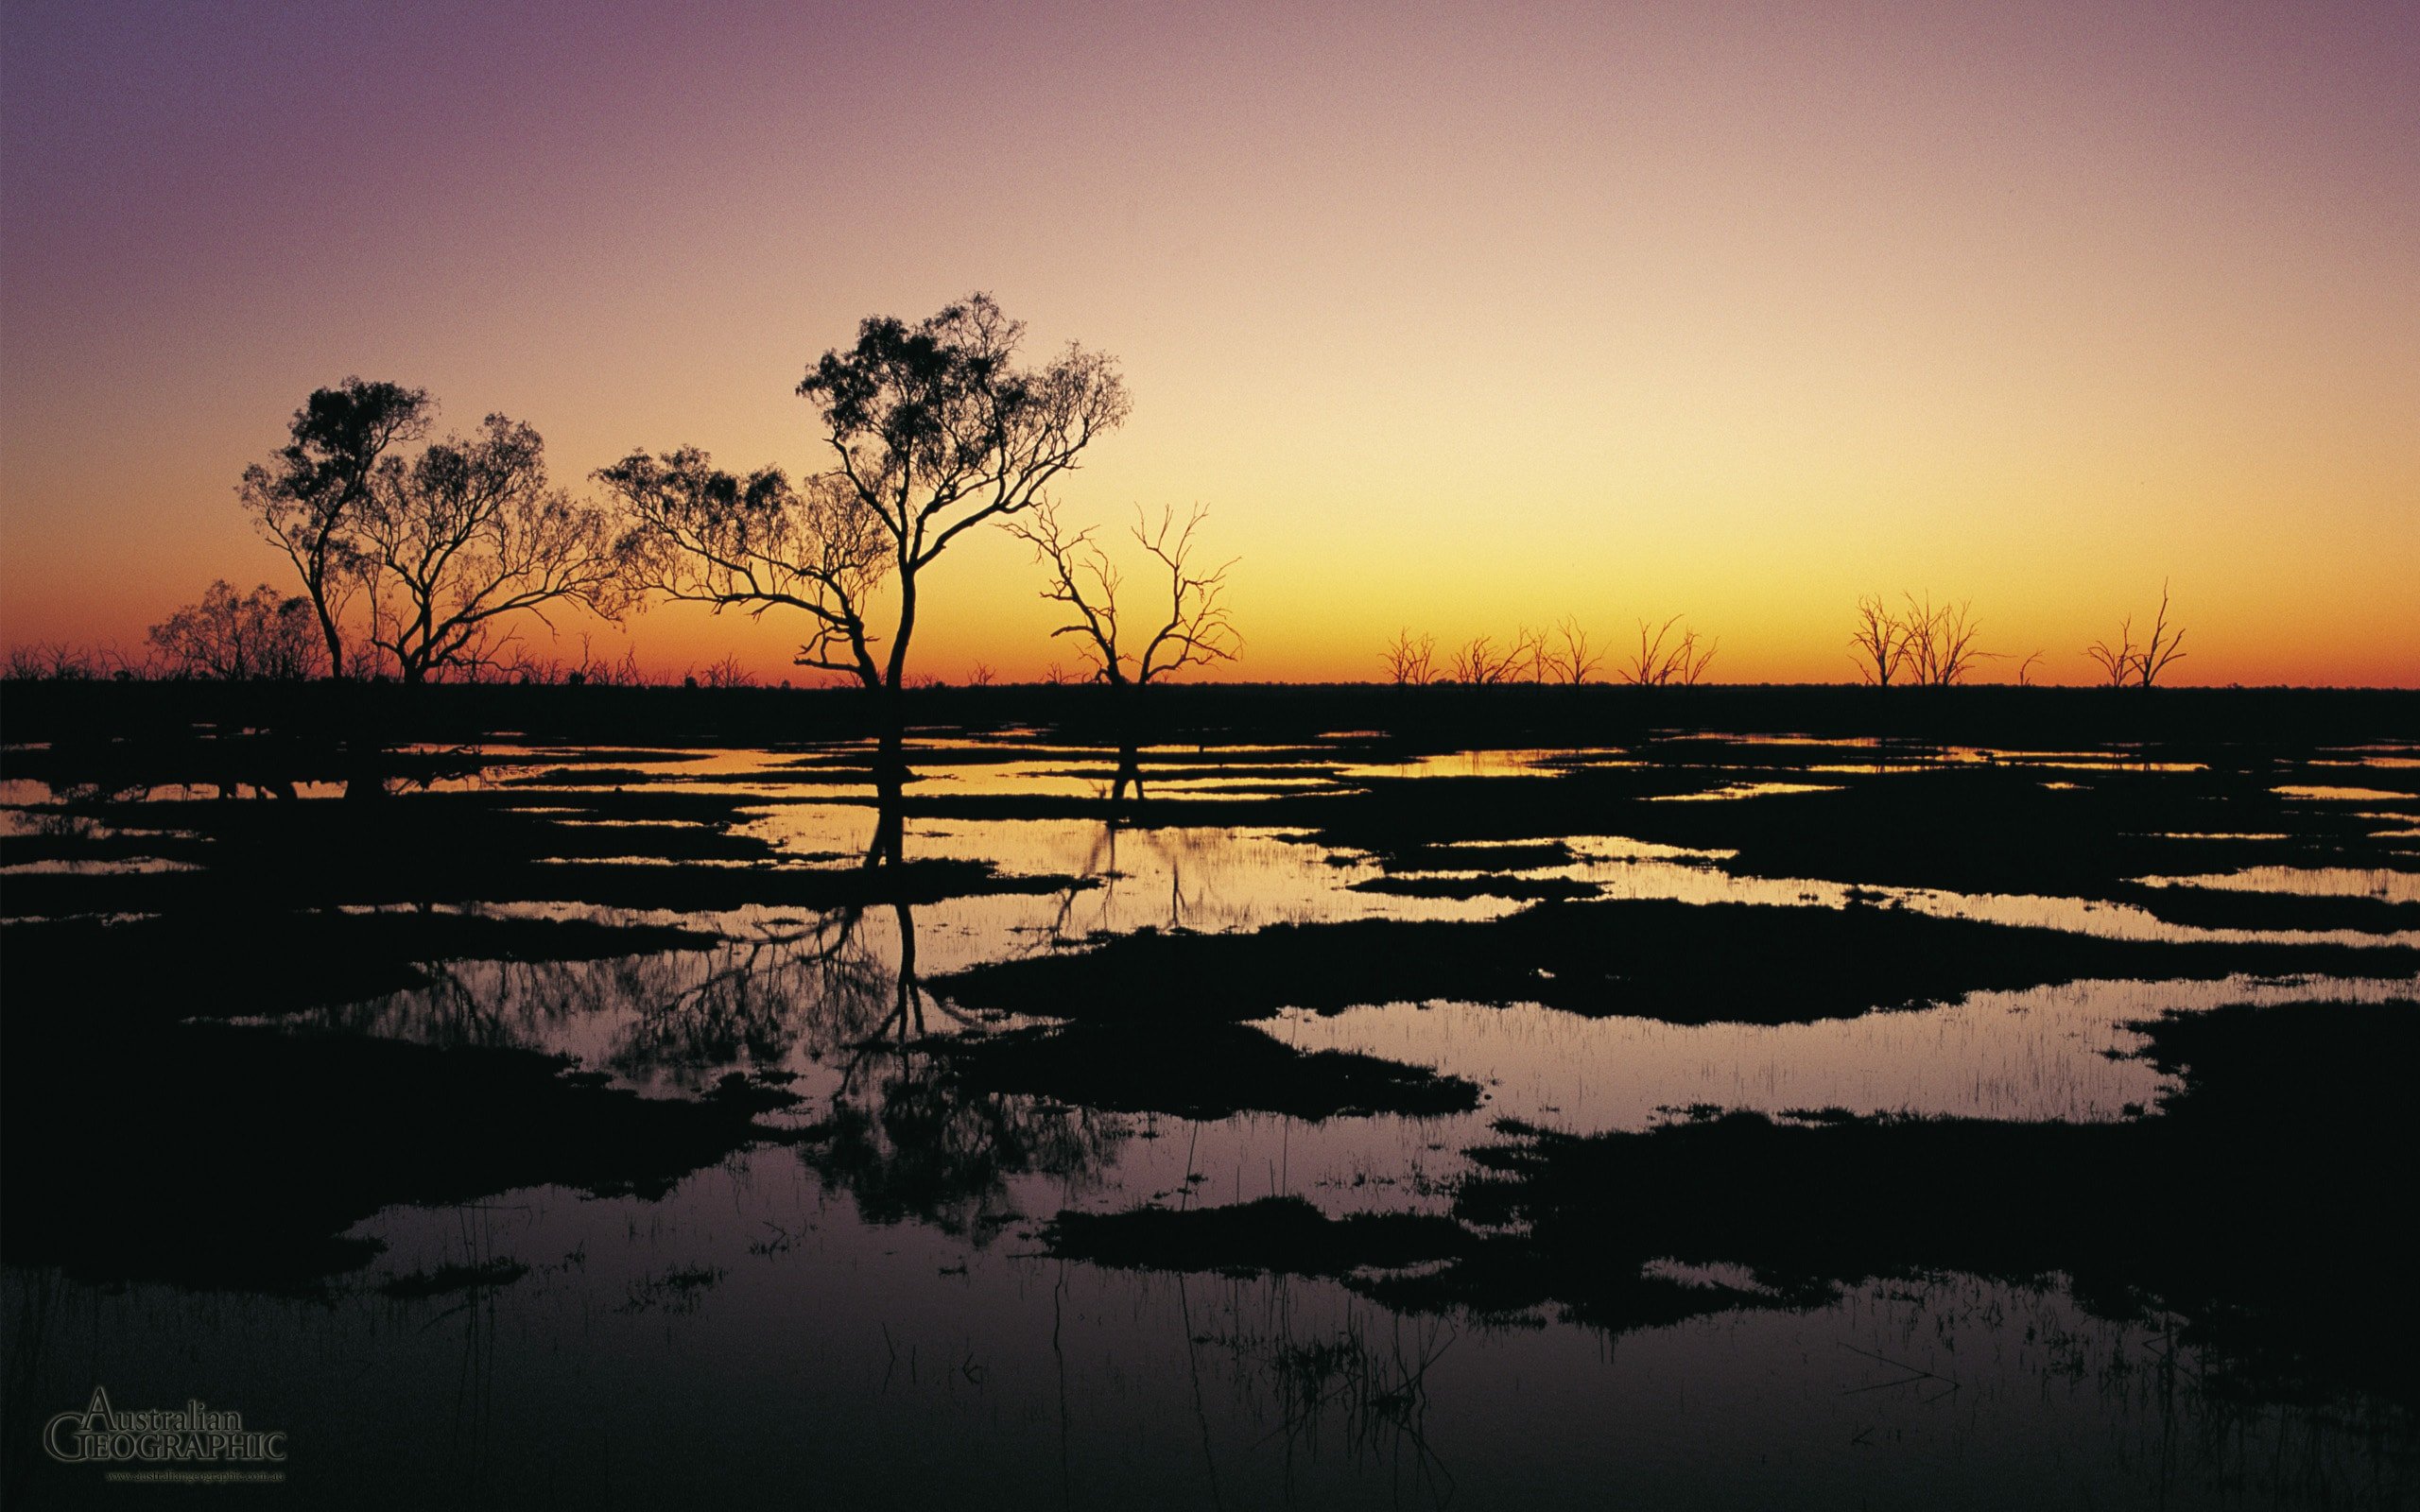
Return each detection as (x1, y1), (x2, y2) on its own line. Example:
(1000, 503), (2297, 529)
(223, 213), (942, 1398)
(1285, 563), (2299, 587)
(358, 414), (616, 682)
(237, 377), (433, 676)
(605, 294), (1129, 698)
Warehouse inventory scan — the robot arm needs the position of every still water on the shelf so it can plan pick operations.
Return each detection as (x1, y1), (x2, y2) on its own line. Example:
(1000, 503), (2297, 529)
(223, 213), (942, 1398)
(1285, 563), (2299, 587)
(5, 734), (2415, 1507)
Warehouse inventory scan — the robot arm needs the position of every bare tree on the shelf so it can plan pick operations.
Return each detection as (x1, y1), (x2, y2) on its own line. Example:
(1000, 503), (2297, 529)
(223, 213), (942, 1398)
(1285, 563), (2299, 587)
(1380, 629), (1437, 687)
(1618, 615), (1717, 686)
(1118, 502), (1241, 684)
(692, 652), (758, 689)
(2084, 623), (2135, 686)
(1450, 635), (1512, 685)
(1899, 593), (1986, 687)
(356, 415), (617, 683)
(2132, 580), (2188, 688)
(1620, 616), (1678, 686)
(2087, 584), (2187, 688)
(1507, 624), (1550, 684)
(1540, 616), (1602, 685)
(1849, 594), (1910, 687)
(1007, 500), (1239, 686)
(1671, 626), (1719, 686)
(238, 378), (433, 678)
(2013, 649), (2047, 687)
(147, 581), (323, 679)
(2, 644), (102, 681)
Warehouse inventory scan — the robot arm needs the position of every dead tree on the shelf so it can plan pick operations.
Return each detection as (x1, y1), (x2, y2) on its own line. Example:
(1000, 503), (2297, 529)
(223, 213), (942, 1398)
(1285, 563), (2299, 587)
(1620, 616), (1680, 685)
(1450, 635), (1513, 685)
(2087, 584), (2187, 687)
(1671, 626), (1719, 686)
(1849, 594), (1910, 687)
(2132, 581), (2188, 687)
(1617, 615), (1714, 685)
(1006, 501), (1239, 686)
(2084, 621), (2135, 686)
(1541, 616), (1602, 685)
(1900, 593), (1986, 687)
(1380, 629), (1437, 686)
(1508, 625), (1550, 683)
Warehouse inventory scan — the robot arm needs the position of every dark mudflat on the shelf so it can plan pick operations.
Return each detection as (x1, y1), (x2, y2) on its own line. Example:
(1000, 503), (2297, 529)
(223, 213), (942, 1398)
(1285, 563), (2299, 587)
(938, 900), (2415, 1027)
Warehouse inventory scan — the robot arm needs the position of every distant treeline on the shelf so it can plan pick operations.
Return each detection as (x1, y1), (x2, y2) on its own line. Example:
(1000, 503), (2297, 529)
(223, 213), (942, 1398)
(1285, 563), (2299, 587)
(3, 629), (776, 691)
(1378, 584), (2191, 694)
(3, 678), (2411, 757)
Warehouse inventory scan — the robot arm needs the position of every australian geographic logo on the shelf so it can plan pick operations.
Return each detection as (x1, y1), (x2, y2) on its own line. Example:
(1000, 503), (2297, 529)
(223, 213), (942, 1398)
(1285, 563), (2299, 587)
(43, 1388), (287, 1465)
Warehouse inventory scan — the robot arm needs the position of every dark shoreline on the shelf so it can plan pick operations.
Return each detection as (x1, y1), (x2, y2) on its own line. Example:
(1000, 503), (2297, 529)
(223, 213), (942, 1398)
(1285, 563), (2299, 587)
(5, 679), (2416, 762)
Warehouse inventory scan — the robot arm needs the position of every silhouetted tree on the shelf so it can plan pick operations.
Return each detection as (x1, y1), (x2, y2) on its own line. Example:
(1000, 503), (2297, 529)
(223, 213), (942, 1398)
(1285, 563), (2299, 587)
(147, 581), (323, 679)
(1621, 616), (1677, 685)
(687, 652), (759, 689)
(795, 293), (1130, 697)
(604, 293), (1126, 856)
(1620, 615), (1718, 686)
(612, 298), (1120, 860)
(1900, 592), (1985, 687)
(1380, 629), (1437, 686)
(1849, 594), (1910, 687)
(1672, 627), (1718, 685)
(601, 448), (890, 681)
(2, 644), (93, 680)
(1542, 616), (1602, 685)
(2134, 583), (2189, 688)
(2089, 580), (2188, 689)
(238, 378), (433, 677)
(1007, 500), (1238, 685)
(356, 415), (616, 683)
(1450, 635), (1512, 685)
(2083, 624), (2134, 686)
(1508, 624), (1550, 683)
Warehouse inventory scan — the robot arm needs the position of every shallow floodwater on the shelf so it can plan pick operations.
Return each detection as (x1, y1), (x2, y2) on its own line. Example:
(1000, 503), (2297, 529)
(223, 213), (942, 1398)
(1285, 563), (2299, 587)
(6, 1161), (2395, 1510)
(4, 731), (2415, 1507)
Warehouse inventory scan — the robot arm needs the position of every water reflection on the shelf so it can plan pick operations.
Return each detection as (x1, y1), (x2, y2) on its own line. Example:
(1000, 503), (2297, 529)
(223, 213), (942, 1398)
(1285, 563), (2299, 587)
(7, 1171), (2404, 1509)
(2134, 865), (2420, 903)
(8, 729), (2417, 1508)
(1259, 973), (2420, 1131)
(298, 910), (909, 1093)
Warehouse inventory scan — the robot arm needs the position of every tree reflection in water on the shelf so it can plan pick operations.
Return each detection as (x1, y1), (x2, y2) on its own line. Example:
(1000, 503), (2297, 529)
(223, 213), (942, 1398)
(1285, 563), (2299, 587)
(801, 895), (1127, 1241)
(297, 791), (1129, 1244)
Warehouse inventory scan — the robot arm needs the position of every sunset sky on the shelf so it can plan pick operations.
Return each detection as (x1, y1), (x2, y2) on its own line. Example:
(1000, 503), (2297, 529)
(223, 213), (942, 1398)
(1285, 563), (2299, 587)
(3, 1), (2413, 686)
